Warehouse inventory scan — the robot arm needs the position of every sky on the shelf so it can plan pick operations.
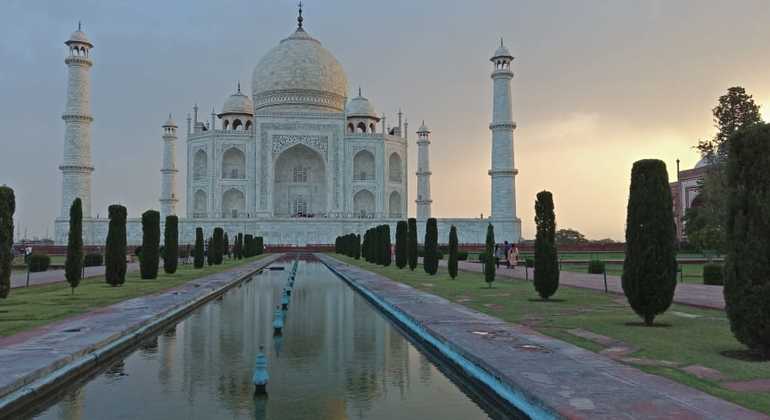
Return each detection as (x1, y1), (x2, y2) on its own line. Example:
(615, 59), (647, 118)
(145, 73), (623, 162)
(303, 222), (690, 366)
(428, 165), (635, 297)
(2, 0), (770, 241)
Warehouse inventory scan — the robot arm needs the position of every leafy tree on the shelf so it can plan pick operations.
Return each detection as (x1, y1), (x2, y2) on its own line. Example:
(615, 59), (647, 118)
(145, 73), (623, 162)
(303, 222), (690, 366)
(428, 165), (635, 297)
(423, 218), (438, 275)
(724, 123), (770, 356)
(65, 198), (83, 294)
(534, 191), (559, 299)
(193, 228), (205, 268)
(448, 225), (458, 279)
(105, 205), (128, 286)
(683, 204), (723, 255)
(554, 228), (587, 246)
(697, 86), (763, 161)
(140, 210), (161, 279)
(622, 160), (677, 326)
(0, 186), (15, 299)
(483, 224), (495, 288)
(164, 215), (178, 274)
(395, 221), (407, 268)
(407, 218), (418, 270)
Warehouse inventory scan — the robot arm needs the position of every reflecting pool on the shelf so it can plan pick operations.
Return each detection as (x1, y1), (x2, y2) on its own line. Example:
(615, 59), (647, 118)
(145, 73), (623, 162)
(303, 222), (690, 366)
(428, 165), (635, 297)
(29, 256), (516, 419)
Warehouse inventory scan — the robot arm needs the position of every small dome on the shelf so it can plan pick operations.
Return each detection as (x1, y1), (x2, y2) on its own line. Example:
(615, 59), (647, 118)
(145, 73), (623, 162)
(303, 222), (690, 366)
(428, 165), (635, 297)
(695, 156), (714, 169)
(66, 30), (92, 47)
(491, 39), (512, 60)
(163, 114), (177, 127)
(417, 120), (430, 133)
(346, 90), (378, 119)
(220, 87), (254, 116)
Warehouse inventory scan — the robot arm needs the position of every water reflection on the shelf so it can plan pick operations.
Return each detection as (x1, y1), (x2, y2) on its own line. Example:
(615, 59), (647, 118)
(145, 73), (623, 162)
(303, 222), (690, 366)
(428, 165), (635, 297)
(31, 258), (498, 420)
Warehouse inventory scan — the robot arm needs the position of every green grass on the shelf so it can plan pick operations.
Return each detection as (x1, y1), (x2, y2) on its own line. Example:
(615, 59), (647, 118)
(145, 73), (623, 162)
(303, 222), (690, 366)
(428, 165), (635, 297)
(0, 256), (266, 337)
(332, 254), (770, 414)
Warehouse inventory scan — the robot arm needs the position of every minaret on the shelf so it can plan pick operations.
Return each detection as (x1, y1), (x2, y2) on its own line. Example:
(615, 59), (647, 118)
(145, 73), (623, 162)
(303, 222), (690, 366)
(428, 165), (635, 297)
(160, 115), (179, 217)
(415, 121), (432, 219)
(488, 39), (518, 222)
(60, 23), (95, 218)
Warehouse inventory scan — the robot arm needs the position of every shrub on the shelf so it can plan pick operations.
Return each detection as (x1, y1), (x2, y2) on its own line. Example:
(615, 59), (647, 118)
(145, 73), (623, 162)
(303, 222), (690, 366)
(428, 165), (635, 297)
(478, 252), (488, 263)
(525, 257), (535, 268)
(0, 186), (13, 299)
(534, 191), (559, 299)
(622, 159), (677, 326)
(448, 225), (458, 279)
(140, 210), (161, 279)
(703, 263), (723, 285)
(424, 218), (438, 275)
(28, 253), (51, 272)
(588, 259), (605, 274)
(194, 228), (205, 268)
(483, 224), (495, 287)
(407, 218), (418, 271)
(164, 215), (178, 274)
(105, 204), (127, 286)
(395, 221), (407, 268)
(65, 198), (83, 293)
(457, 251), (468, 261)
(724, 123), (770, 355)
(83, 253), (103, 267)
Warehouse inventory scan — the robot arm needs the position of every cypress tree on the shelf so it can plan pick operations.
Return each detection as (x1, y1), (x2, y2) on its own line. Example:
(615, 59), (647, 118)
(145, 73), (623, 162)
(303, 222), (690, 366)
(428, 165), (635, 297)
(355, 234), (361, 259)
(395, 221), (407, 269)
(256, 237), (264, 255)
(213, 227), (224, 265)
(105, 204), (128, 286)
(224, 232), (230, 259)
(0, 186), (15, 299)
(140, 210), (161, 279)
(383, 225), (392, 266)
(407, 218), (418, 271)
(424, 218), (438, 275)
(724, 123), (770, 355)
(244, 234), (254, 257)
(164, 215), (178, 274)
(448, 225), (458, 279)
(65, 198), (83, 294)
(622, 159), (677, 326)
(193, 228), (205, 268)
(237, 233), (244, 259)
(207, 237), (214, 266)
(484, 223), (495, 288)
(534, 191), (559, 299)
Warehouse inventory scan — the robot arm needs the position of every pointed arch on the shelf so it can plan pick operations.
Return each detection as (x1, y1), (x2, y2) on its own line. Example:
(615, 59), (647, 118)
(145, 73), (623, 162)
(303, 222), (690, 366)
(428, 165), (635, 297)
(193, 189), (207, 218)
(222, 188), (245, 218)
(193, 149), (207, 179)
(353, 150), (375, 181)
(357, 122), (367, 133)
(388, 152), (402, 182)
(354, 189), (375, 218)
(388, 191), (402, 218)
(232, 119), (243, 130)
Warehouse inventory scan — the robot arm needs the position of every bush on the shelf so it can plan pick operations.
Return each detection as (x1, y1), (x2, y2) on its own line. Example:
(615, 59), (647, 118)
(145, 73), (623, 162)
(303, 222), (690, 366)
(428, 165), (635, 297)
(28, 253), (51, 272)
(724, 123), (770, 356)
(140, 210), (161, 279)
(105, 204), (127, 286)
(65, 198), (83, 293)
(164, 215), (178, 274)
(457, 251), (468, 261)
(0, 186), (13, 299)
(194, 228), (205, 268)
(407, 218), (418, 271)
(525, 257), (535, 268)
(84, 253), (103, 267)
(588, 259), (605, 274)
(703, 263), (723, 285)
(534, 191), (559, 299)
(478, 252), (488, 263)
(622, 159), (677, 326)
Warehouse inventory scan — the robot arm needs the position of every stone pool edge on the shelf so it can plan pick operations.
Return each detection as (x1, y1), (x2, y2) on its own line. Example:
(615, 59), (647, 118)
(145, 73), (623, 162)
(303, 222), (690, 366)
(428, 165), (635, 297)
(0, 254), (282, 418)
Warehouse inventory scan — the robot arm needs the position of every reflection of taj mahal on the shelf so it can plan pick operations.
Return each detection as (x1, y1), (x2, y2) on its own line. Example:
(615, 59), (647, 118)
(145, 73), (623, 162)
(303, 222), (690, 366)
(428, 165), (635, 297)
(54, 8), (521, 246)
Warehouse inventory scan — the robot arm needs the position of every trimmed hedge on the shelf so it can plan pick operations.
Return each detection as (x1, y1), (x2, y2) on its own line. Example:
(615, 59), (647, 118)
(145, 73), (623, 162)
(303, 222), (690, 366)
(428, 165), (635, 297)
(105, 204), (127, 286)
(164, 215), (178, 274)
(448, 225), (458, 279)
(534, 191), (559, 299)
(407, 218), (418, 271)
(29, 253), (51, 272)
(84, 253), (103, 267)
(194, 228), (205, 268)
(423, 218), (439, 275)
(65, 198), (83, 292)
(588, 259), (605, 274)
(140, 210), (161, 279)
(703, 263), (723, 285)
(0, 185), (13, 298)
(525, 257), (534, 268)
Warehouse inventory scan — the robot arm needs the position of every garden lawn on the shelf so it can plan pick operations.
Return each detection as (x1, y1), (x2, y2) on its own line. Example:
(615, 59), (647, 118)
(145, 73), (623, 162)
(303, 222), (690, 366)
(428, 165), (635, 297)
(331, 254), (770, 414)
(0, 255), (266, 337)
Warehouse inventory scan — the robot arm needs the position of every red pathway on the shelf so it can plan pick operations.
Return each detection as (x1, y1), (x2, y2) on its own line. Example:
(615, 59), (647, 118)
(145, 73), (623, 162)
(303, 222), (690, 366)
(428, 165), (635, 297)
(11, 263), (141, 289)
(445, 260), (726, 310)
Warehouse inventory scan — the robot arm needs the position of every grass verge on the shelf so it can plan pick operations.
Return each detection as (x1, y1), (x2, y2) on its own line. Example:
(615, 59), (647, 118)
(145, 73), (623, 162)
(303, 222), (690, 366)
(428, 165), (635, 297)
(330, 254), (770, 414)
(0, 256), (266, 337)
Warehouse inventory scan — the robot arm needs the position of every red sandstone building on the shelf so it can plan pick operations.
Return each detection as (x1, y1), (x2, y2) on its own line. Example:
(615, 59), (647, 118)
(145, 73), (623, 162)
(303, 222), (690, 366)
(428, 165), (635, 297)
(670, 158), (712, 242)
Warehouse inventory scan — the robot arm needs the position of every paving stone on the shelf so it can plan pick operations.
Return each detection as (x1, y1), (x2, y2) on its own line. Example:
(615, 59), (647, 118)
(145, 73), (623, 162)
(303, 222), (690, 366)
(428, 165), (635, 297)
(566, 328), (618, 346)
(682, 365), (726, 381)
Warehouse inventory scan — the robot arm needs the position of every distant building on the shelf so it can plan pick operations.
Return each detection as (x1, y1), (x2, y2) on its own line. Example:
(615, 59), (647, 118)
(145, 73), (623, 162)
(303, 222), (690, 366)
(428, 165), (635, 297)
(670, 157), (713, 242)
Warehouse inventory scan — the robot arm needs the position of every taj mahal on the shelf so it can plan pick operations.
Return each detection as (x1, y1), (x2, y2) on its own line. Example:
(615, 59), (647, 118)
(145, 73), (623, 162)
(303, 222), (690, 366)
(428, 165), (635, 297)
(54, 8), (521, 246)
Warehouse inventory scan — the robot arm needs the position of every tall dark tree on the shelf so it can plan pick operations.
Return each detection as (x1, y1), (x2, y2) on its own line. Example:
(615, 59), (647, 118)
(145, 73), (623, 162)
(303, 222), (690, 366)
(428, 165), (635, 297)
(407, 218), (418, 271)
(395, 221), (407, 269)
(224, 232), (230, 259)
(382, 225), (392, 267)
(105, 205), (128, 286)
(193, 228), (205, 268)
(622, 160), (677, 326)
(354, 234), (361, 260)
(483, 223), (495, 288)
(724, 123), (770, 356)
(256, 237), (264, 255)
(0, 186), (15, 299)
(244, 234), (254, 258)
(164, 215), (178, 274)
(207, 237), (214, 266)
(424, 218), (438, 275)
(698, 86), (763, 161)
(65, 198), (83, 293)
(534, 191), (559, 299)
(448, 225), (458, 279)
(140, 210), (161, 279)
(212, 228), (224, 265)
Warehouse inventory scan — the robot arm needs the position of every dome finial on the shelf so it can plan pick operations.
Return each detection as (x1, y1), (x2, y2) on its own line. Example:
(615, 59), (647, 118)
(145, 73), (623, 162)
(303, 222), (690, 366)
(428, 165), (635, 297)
(297, 1), (304, 29)
(500, 37), (504, 47)
(358, 86), (362, 97)
(237, 81), (241, 93)
(78, 21), (82, 31)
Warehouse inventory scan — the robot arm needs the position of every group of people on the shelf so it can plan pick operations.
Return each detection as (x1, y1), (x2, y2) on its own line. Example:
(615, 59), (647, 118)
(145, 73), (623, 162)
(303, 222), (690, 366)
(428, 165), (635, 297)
(493, 241), (519, 268)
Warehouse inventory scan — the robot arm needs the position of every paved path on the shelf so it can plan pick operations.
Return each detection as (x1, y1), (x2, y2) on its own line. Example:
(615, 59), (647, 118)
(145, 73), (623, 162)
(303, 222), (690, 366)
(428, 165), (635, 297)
(446, 260), (726, 310)
(0, 255), (281, 417)
(323, 255), (765, 420)
(11, 263), (141, 289)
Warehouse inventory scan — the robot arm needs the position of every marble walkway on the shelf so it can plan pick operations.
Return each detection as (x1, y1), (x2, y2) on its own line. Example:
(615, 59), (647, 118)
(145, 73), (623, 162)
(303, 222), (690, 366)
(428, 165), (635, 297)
(11, 263), (140, 289)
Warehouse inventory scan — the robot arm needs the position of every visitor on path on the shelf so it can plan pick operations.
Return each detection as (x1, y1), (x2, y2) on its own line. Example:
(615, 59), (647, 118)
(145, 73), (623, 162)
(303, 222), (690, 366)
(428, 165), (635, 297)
(508, 244), (519, 268)
(503, 241), (511, 267)
(494, 243), (505, 268)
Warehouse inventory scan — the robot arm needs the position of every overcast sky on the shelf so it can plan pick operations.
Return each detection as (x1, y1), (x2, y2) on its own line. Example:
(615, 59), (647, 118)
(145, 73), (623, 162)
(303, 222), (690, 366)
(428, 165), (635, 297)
(3, 0), (770, 240)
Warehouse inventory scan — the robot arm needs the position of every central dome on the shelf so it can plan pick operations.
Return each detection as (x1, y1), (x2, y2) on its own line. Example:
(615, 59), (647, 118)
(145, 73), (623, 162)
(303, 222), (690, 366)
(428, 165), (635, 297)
(251, 28), (348, 112)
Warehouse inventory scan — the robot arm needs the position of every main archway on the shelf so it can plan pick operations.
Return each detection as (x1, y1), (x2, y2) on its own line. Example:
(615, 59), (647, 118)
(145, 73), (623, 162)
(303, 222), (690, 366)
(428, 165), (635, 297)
(353, 189), (375, 218)
(222, 188), (245, 218)
(273, 144), (326, 217)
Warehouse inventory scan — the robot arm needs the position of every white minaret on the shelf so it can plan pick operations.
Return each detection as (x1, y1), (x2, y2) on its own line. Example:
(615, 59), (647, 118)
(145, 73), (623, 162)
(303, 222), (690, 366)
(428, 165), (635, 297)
(488, 39), (518, 222)
(160, 115), (179, 217)
(415, 121), (432, 219)
(60, 23), (94, 218)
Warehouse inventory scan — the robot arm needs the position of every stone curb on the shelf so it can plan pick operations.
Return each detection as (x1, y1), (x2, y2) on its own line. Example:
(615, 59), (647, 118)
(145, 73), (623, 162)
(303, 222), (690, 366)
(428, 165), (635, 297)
(0, 255), (281, 419)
